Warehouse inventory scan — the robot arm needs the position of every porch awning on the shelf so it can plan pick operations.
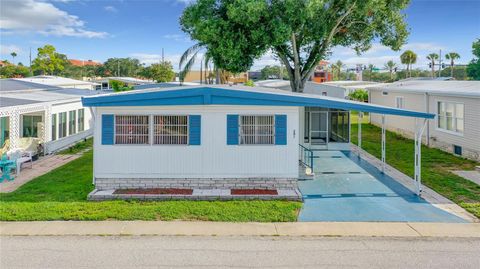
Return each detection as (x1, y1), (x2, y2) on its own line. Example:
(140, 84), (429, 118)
(82, 85), (435, 119)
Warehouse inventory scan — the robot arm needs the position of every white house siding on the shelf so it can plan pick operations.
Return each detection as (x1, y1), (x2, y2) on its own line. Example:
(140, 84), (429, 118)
(428, 95), (480, 161)
(370, 90), (480, 161)
(93, 105), (300, 190)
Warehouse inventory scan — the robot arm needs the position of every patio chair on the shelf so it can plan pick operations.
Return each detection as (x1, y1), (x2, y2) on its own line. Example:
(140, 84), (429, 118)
(1, 153), (16, 181)
(0, 139), (9, 156)
(7, 148), (33, 175)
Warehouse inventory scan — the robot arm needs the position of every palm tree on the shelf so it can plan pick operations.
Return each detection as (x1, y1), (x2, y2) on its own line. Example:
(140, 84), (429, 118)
(179, 43), (223, 85)
(400, 50), (417, 78)
(10, 52), (17, 65)
(384, 60), (397, 80)
(426, 53), (439, 78)
(367, 64), (376, 81)
(331, 60), (344, 81)
(445, 52), (460, 78)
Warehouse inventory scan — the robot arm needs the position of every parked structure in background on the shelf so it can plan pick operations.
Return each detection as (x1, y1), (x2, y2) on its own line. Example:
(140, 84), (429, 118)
(256, 80), (381, 100)
(92, 77), (153, 90)
(181, 71), (249, 84)
(369, 80), (480, 161)
(0, 79), (100, 154)
(68, 59), (102, 67)
(311, 61), (333, 83)
(14, 75), (98, 90)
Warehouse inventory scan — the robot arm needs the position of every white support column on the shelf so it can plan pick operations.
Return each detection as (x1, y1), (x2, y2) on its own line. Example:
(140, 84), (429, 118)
(9, 109), (20, 149)
(381, 114), (386, 173)
(414, 118), (428, 196)
(358, 111), (363, 158)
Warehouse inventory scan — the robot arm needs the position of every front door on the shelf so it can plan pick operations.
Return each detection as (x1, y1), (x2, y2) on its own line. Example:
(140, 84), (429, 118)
(309, 111), (328, 145)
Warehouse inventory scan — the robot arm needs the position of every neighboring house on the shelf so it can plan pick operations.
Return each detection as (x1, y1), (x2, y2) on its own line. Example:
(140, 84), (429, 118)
(310, 60), (333, 83)
(69, 59), (102, 67)
(93, 77), (154, 90)
(369, 80), (480, 161)
(82, 85), (432, 198)
(15, 75), (98, 90)
(256, 79), (351, 99)
(0, 79), (101, 154)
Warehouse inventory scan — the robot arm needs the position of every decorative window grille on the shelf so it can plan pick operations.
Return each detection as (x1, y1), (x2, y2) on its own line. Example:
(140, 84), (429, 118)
(115, 115), (149, 144)
(239, 115), (275, 145)
(153, 115), (188, 145)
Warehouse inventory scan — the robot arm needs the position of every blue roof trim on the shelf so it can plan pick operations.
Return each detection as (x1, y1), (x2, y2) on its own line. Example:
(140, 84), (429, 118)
(82, 87), (435, 119)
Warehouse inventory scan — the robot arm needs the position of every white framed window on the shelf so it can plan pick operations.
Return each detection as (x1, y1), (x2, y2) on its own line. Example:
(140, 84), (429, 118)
(58, 112), (67, 139)
(153, 115), (188, 145)
(68, 110), (76, 135)
(437, 101), (464, 134)
(395, 96), (404, 108)
(78, 109), (85, 132)
(115, 115), (150, 144)
(239, 115), (275, 145)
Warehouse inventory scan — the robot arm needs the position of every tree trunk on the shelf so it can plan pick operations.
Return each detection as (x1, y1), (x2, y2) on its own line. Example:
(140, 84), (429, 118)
(450, 60), (454, 78)
(215, 68), (220, 84)
(291, 33), (302, 92)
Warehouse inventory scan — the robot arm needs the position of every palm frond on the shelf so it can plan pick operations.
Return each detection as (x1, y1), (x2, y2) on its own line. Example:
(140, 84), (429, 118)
(179, 51), (199, 82)
(179, 43), (204, 69)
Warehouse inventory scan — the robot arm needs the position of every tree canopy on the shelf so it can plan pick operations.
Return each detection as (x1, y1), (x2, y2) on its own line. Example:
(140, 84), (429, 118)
(150, 61), (176, 82)
(467, 39), (480, 80)
(32, 45), (68, 75)
(181, 0), (410, 92)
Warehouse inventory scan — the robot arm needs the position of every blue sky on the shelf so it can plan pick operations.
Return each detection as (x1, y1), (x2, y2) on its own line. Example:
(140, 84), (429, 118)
(1, 0), (479, 71)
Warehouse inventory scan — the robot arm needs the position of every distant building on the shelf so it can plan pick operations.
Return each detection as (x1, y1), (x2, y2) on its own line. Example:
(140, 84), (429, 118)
(15, 75), (98, 90)
(256, 79), (353, 99)
(369, 80), (480, 161)
(311, 61), (333, 83)
(0, 79), (103, 154)
(248, 71), (262, 81)
(92, 77), (154, 90)
(182, 71), (249, 84)
(69, 59), (102, 67)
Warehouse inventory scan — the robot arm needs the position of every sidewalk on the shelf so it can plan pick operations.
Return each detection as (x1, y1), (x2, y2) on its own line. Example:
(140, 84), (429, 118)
(1, 221), (479, 237)
(0, 153), (81, 193)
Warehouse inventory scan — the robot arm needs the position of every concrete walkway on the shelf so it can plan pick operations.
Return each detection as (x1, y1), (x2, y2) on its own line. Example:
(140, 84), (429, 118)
(351, 145), (478, 222)
(0, 153), (81, 193)
(452, 170), (480, 186)
(1, 221), (480, 237)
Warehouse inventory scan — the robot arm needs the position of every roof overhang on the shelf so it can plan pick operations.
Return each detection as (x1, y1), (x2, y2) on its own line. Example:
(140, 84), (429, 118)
(82, 86), (435, 119)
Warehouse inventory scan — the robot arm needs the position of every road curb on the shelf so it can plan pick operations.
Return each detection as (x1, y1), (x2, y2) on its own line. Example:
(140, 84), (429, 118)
(1, 221), (480, 237)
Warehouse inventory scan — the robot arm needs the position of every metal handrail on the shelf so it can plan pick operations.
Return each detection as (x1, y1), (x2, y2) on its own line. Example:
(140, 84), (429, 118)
(299, 144), (314, 171)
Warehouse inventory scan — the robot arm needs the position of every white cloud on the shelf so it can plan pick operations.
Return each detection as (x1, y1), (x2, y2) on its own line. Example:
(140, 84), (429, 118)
(0, 44), (22, 55)
(104, 6), (118, 13)
(163, 34), (193, 43)
(0, 0), (108, 38)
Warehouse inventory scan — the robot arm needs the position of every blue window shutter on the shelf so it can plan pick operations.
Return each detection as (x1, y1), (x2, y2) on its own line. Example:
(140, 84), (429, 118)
(189, 115), (201, 145)
(275, 115), (287, 145)
(227, 115), (239, 145)
(101, 114), (114, 145)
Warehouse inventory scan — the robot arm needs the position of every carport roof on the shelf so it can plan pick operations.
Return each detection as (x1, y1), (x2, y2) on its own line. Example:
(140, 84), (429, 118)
(82, 85), (435, 119)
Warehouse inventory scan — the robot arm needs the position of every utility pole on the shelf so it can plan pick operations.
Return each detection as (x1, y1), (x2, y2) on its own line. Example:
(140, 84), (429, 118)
(162, 48), (165, 64)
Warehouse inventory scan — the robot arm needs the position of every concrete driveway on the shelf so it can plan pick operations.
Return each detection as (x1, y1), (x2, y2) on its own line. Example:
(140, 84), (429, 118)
(298, 151), (466, 222)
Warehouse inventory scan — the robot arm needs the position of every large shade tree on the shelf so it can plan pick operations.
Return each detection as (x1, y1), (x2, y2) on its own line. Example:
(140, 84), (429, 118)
(181, 0), (409, 92)
(467, 39), (480, 80)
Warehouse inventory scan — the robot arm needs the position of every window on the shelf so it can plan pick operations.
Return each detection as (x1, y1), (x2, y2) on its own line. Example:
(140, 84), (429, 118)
(382, 91), (389, 96)
(22, 115), (42, 137)
(153, 115), (188, 145)
(78, 109), (85, 132)
(395, 96), (404, 108)
(68, 110), (76, 135)
(239, 115), (275, 145)
(115, 115), (149, 144)
(58, 112), (67, 138)
(51, 114), (57, 141)
(437, 101), (464, 133)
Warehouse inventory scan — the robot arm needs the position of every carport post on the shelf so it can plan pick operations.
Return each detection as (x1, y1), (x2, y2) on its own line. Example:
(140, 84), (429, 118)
(381, 115), (386, 173)
(358, 111), (363, 158)
(414, 118), (428, 196)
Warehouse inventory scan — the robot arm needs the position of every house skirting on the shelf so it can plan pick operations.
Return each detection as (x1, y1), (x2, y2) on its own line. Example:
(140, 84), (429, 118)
(94, 177), (298, 191)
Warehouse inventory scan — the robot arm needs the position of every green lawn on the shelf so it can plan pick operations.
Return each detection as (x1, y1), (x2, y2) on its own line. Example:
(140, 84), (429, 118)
(351, 122), (480, 218)
(0, 149), (301, 222)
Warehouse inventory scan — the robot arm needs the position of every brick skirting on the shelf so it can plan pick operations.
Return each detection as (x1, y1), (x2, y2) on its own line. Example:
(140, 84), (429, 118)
(94, 177), (299, 191)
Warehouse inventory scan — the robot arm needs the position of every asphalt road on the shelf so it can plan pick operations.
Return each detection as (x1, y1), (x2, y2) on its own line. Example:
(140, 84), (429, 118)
(1, 236), (480, 268)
